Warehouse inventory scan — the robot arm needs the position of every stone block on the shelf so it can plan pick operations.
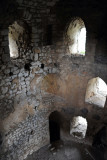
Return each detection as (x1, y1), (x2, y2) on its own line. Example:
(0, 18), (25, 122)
(18, 73), (23, 77)
(2, 54), (10, 62)
(52, 68), (57, 73)
(1, 87), (8, 94)
(14, 70), (19, 74)
(1, 29), (8, 35)
(85, 77), (107, 108)
(4, 69), (10, 74)
(34, 53), (38, 61)
(24, 72), (29, 77)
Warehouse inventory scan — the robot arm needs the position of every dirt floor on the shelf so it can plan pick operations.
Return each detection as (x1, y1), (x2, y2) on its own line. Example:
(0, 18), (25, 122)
(25, 140), (107, 160)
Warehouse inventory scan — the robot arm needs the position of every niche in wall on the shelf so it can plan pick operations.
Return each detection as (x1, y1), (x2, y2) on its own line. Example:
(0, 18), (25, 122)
(85, 77), (107, 108)
(67, 17), (86, 56)
(70, 116), (87, 139)
(49, 111), (60, 143)
(8, 21), (29, 58)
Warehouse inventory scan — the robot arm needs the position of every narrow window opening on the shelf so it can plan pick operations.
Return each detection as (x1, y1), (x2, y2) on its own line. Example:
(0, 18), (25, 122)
(24, 63), (31, 71)
(31, 130), (34, 135)
(8, 21), (24, 58)
(78, 27), (86, 54)
(8, 21), (29, 58)
(41, 63), (44, 69)
(67, 18), (86, 56)
(9, 72), (13, 76)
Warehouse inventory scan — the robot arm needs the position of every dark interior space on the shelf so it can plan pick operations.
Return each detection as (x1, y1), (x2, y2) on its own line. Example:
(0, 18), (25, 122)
(49, 111), (60, 143)
(46, 25), (53, 45)
(49, 120), (60, 143)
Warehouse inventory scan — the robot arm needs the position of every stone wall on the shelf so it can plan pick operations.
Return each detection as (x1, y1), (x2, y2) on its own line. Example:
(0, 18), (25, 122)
(1, 110), (50, 160)
(0, 0), (107, 159)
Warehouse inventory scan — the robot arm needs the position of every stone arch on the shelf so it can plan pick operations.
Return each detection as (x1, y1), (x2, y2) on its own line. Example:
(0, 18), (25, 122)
(67, 17), (86, 56)
(85, 77), (107, 108)
(70, 116), (87, 139)
(8, 20), (30, 58)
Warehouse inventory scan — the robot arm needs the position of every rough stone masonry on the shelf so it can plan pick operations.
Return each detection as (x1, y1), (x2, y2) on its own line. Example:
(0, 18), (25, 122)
(0, 0), (107, 159)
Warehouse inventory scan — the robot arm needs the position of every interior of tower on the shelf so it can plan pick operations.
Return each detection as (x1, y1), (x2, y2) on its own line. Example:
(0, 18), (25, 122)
(0, 0), (107, 159)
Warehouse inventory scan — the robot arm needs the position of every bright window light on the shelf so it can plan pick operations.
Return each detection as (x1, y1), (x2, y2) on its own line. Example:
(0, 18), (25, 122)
(67, 18), (86, 56)
(8, 21), (24, 58)
(78, 27), (86, 55)
(70, 116), (87, 139)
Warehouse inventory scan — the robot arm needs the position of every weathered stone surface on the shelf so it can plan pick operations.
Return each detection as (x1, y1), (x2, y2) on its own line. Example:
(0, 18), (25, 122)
(0, 0), (107, 160)
(2, 54), (10, 62)
(1, 87), (8, 94)
(34, 53), (38, 61)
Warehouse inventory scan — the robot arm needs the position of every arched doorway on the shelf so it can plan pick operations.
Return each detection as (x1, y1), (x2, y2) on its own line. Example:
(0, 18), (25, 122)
(49, 111), (60, 143)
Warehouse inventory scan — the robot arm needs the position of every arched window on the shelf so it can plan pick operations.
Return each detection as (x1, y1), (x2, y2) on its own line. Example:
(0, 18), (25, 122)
(67, 17), (86, 56)
(8, 21), (29, 58)
(85, 77), (107, 108)
(70, 116), (87, 139)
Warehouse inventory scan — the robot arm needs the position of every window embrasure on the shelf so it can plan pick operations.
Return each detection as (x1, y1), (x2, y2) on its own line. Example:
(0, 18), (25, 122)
(8, 21), (29, 58)
(67, 17), (86, 56)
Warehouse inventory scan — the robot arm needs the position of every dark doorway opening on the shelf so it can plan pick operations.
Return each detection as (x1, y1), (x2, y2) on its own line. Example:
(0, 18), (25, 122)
(49, 120), (60, 143)
(49, 111), (60, 143)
